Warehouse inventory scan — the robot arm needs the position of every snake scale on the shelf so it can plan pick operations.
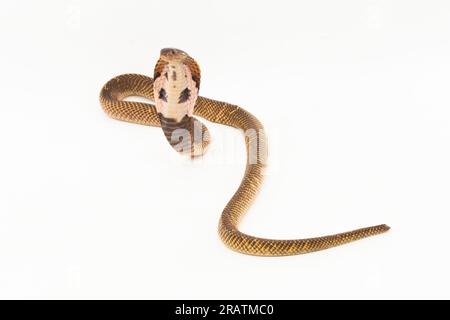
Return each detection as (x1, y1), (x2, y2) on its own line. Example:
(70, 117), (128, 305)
(99, 48), (389, 256)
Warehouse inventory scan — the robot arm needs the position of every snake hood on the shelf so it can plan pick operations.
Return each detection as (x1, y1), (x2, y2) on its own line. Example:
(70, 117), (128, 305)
(153, 48), (200, 121)
(153, 48), (205, 156)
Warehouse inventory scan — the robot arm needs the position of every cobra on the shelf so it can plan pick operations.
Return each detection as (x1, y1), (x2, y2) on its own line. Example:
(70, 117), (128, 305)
(99, 48), (390, 256)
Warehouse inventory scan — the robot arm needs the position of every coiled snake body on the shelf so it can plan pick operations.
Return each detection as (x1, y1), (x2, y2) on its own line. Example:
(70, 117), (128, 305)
(100, 48), (389, 256)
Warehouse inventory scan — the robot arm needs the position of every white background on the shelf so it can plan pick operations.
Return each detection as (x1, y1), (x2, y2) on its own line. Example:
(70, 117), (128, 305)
(0, 0), (449, 299)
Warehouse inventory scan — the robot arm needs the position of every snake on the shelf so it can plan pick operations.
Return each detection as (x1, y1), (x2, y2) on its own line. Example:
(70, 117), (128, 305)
(99, 48), (390, 256)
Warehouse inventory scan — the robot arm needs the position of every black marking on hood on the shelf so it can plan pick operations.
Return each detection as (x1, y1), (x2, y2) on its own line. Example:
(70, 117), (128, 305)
(158, 88), (168, 102)
(192, 75), (200, 89)
(178, 88), (191, 103)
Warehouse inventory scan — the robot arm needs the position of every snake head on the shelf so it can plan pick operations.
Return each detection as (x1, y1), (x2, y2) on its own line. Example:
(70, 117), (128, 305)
(160, 48), (189, 63)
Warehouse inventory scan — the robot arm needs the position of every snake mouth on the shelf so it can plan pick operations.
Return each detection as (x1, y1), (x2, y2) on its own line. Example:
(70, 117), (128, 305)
(160, 48), (188, 62)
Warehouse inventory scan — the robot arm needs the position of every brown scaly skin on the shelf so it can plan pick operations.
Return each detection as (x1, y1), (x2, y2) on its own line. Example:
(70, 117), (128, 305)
(99, 50), (390, 256)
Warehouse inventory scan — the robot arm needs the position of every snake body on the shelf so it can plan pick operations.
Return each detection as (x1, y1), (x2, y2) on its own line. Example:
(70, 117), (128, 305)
(99, 48), (389, 256)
